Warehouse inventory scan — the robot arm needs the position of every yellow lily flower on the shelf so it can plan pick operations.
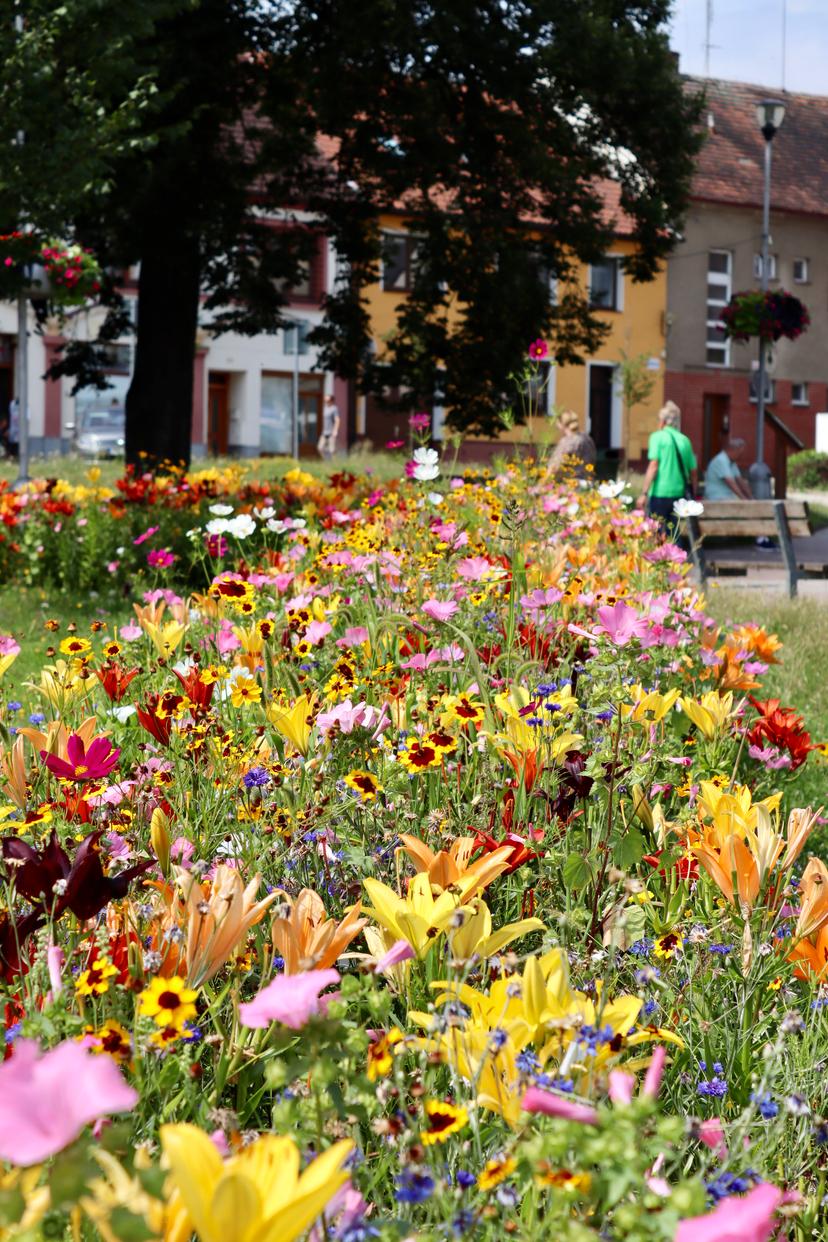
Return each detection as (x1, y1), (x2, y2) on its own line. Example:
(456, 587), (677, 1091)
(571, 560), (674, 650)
(362, 873), (476, 959)
(679, 691), (737, 740)
(141, 620), (189, 657)
(620, 685), (680, 725)
(28, 659), (93, 712)
(448, 898), (544, 961)
(267, 693), (317, 757)
(160, 1124), (352, 1242)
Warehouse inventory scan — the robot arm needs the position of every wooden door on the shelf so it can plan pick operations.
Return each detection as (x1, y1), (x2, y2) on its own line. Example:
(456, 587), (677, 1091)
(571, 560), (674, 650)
(588, 365), (614, 451)
(208, 373), (229, 456)
(702, 394), (730, 466)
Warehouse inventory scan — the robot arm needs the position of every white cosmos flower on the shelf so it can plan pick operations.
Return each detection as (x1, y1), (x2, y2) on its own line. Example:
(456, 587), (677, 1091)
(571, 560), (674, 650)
(413, 447), (439, 467)
(227, 514), (256, 539)
(254, 506), (275, 520)
(673, 498), (704, 517)
(209, 503), (234, 517)
(205, 518), (229, 536)
(426, 491), (444, 505)
(110, 705), (137, 723)
(267, 518), (287, 534)
(413, 462), (440, 481)
(598, 479), (627, 499)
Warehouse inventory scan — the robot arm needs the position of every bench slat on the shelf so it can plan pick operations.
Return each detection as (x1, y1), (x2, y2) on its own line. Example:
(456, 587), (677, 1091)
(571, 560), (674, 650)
(697, 520), (810, 537)
(700, 500), (809, 520)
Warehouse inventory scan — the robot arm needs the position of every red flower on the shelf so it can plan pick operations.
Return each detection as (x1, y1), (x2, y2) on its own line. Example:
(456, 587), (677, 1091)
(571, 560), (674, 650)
(528, 339), (548, 360)
(41, 735), (120, 783)
(136, 695), (173, 746)
(174, 666), (214, 714)
(748, 696), (812, 770)
(473, 829), (538, 874)
(96, 662), (139, 702)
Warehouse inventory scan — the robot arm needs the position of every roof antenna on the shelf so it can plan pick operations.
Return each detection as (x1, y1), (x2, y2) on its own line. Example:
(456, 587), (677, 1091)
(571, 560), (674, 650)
(704, 0), (714, 77)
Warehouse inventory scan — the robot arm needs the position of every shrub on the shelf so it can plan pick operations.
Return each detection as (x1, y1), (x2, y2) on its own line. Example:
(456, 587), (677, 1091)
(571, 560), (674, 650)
(788, 449), (828, 491)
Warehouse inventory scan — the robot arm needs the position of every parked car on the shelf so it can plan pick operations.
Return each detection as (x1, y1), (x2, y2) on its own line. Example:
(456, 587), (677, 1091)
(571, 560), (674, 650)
(75, 410), (126, 458)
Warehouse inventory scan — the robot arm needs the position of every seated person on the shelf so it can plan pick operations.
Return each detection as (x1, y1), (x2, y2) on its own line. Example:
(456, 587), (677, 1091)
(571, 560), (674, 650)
(704, 437), (752, 501)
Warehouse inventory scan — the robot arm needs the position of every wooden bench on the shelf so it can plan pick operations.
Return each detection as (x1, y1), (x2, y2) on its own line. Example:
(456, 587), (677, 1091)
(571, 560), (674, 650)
(686, 500), (826, 598)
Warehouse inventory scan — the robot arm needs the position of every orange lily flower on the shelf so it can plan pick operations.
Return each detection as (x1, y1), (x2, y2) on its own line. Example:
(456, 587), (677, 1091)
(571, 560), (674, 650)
(270, 887), (368, 974)
(397, 833), (513, 897)
(0, 736), (29, 808)
(17, 715), (104, 760)
(789, 857), (828, 981)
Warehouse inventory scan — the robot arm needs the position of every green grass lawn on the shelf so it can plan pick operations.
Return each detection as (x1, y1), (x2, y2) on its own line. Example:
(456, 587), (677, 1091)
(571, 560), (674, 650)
(706, 588), (828, 814)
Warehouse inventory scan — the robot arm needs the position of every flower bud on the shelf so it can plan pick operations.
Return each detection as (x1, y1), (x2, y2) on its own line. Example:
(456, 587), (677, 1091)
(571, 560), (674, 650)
(150, 807), (171, 875)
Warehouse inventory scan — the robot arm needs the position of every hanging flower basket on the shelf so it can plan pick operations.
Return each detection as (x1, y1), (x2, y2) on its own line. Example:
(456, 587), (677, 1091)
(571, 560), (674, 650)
(0, 232), (102, 307)
(719, 289), (810, 343)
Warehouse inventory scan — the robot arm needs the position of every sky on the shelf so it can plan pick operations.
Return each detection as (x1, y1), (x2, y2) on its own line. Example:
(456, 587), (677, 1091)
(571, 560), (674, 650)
(669, 0), (828, 94)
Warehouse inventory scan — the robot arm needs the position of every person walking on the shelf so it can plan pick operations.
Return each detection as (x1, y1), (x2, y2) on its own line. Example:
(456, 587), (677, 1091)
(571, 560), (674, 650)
(544, 409), (597, 481)
(635, 400), (697, 534)
(704, 437), (752, 500)
(317, 394), (340, 460)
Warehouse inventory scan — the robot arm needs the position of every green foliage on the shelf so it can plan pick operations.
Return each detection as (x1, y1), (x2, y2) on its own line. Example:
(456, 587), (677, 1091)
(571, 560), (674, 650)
(789, 449), (828, 492)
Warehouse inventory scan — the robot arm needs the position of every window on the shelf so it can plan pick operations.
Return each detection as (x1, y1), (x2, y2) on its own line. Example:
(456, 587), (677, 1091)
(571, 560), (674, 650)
(749, 374), (775, 404)
(793, 257), (810, 284)
(260, 372), (323, 455)
(382, 233), (421, 292)
(792, 381), (810, 405)
(753, 252), (777, 281)
(589, 257), (621, 310)
(706, 250), (732, 366)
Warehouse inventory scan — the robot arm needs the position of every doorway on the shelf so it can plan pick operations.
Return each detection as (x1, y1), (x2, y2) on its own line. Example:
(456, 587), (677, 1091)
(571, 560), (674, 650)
(208, 372), (229, 456)
(702, 393), (730, 466)
(588, 364), (615, 451)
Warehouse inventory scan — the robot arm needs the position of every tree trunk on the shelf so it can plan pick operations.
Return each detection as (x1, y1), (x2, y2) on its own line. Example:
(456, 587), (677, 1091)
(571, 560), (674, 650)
(125, 228), (200, 469)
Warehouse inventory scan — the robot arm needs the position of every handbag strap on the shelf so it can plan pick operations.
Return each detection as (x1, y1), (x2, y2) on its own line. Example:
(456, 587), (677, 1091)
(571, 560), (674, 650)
(663, 429), (690, 495)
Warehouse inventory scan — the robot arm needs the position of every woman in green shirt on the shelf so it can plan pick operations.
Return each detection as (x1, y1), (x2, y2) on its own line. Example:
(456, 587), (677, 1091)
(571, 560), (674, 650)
(635, 401), (698, 534)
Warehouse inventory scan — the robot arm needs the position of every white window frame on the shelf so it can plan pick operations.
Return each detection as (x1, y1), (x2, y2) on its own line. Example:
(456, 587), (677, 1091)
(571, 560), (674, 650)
(753, 252), (777, 281)
(791, 381), (810, 406)
(706, 249), (732, 368)
(749, 376), (775, 404)
(793, 257), (810, 284)
(588, 256), (623, 312)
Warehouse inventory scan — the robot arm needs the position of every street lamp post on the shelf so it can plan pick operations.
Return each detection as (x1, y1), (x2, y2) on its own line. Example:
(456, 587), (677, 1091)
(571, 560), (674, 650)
(748, 98), (786, 499)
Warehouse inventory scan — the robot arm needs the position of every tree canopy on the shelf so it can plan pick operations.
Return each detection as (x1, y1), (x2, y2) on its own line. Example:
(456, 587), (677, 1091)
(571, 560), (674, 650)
(0, 0), (702, 459)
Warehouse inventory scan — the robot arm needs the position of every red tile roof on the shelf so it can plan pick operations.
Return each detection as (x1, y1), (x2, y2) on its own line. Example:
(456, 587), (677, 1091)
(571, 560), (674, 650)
(686, 76), (828, 217)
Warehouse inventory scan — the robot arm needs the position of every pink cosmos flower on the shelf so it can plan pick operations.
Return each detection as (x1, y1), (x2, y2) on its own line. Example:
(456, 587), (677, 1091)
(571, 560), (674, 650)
(422, 599), (459, 623)
(528, 338), (548, 360)
(698, 1117), (728, 1158)
(595, 600), (650, 646)
(337, 626), (370, 648)
(316, 700), (380, 736)
(455, 556), (496, 582)
(0, 1039), (137, 1165)
(521, 1087), (598, 1125)
(305, 620), (332, 646)
(42, 734), (120, 783)
(373, 939), (415, 973)
(119, 623), (143, 642)
(133, 525), (159, 546)
(409, 412), (431, 431)
(147, 548), (175, 569)
(239, 968), (340, 1030)
(0, 635), (21, 657)
(674, 1182), (782, 1242)
(643, 1044), (667, 1097)
(608, 1070), (635, 1105)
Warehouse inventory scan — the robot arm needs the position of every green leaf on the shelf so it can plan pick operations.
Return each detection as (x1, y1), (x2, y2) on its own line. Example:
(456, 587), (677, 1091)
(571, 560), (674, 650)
(563, 852), (592, 890)
(615, 826), (646, 869)
(0, 1187), (25, 1227)
(109, 1207), (157, 1241)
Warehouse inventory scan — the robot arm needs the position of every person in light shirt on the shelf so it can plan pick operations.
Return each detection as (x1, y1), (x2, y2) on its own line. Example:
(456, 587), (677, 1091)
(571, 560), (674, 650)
(704, 438), (752, 501)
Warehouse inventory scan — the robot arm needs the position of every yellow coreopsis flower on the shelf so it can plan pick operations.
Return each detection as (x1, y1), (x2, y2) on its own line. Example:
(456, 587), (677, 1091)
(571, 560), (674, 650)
(679, 691), (738, 740)
(231, 675), (263, 708)
(267, 693), (318, 756)
(160, 1124), (352, 1242)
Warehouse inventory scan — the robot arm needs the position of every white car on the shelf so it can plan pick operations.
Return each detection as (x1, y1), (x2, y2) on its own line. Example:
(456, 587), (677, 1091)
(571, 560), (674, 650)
(75, 411), (126, 458)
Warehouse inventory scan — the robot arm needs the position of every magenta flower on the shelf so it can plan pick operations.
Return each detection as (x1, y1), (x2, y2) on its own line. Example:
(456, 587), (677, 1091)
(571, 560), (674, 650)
(409, 412), (431, 431)
(594, 600), (650, 646)
(528, 339), (548, 360)
(41, 734), (120, 783)
(305, 620), (332, 646)
(675, 1182), (782, 1242)
(0, 1039), (138, 1165)
(422, 599), (459, 623)
(133, 525), (159, 546)
(147, 548), (175, 569)
(239, 968), (340, 1030)
(521, 1087), (598, 1125)
(608, 1070), (635, 1105)
(373, 939), (415, 973)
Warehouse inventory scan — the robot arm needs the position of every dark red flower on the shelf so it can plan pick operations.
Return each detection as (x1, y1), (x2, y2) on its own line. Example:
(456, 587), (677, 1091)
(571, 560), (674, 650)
(96, 662), (138, 702)
(473, 829), (538, 874)
(1, 830), (153, 923)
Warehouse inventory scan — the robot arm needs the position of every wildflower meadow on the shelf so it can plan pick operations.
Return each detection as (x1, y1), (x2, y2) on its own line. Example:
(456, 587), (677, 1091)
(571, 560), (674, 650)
(0, 433), (826, 1242)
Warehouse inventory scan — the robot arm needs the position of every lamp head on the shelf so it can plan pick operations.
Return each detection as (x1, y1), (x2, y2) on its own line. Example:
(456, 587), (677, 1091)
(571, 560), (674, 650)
(757, 99), (786, 141)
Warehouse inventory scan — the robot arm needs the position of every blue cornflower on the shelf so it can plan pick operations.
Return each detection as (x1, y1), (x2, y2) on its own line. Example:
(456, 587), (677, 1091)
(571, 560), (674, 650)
(28, 713), (46, 725)
(536, 682), (558, 696)
(516, 1049), (540, 1075)
(456, 1170), (476, 1190)
(708, 944), (733, 955)
(706, 1171), (759, 1203)
(6, 702), (21, 713)
(242, 766), (270, 789)
(272, 956), (285, 972)
(4, 1023), (21, 1045)
(697, 1077), (728, 1098)
(595, 709), (614, 723)
(452, 1210), (476, 1236)
(496, 1185), (519, 1208)
(712, 1062), (724, 1075)
(534, 1074), (574, 1092)
(181, 1024), (202, 1043)
(395, 1168), (435, 1204)
(342, 1227), (380, 1242)
(629, 938), (654, 957)
(489, 1028), (508, 1051)
(544, 702), (562, 713)
(752, 1093), (779, 1119)
(642, 998), (658, 1019)
(526, 717), (544, 727)
(634, 966), (660, 986)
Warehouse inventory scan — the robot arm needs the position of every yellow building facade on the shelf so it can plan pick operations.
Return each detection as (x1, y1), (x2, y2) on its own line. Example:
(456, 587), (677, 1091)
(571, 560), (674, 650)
(362, 214), (667, 465)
